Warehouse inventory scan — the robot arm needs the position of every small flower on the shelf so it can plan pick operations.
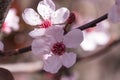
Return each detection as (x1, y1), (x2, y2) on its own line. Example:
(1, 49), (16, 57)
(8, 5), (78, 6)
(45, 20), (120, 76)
(31, 27), (83, 73)
(108, 0), (120, 23)
(80, 20), (110, 51)
(22, 0), (70, 38)
(2, 8), (20, 34)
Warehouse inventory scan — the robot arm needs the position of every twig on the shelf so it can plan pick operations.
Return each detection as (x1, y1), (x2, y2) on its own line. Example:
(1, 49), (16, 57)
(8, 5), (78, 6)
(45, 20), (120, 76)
(0, 46), (31, 57)
(79, 13), (108, 30)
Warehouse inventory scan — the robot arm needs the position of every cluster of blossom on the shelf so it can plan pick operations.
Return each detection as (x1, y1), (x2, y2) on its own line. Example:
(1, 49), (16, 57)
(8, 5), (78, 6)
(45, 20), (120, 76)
(21, 0), (120, 73)
(22, 0), (83, 73)
(0, 0), (118, 75)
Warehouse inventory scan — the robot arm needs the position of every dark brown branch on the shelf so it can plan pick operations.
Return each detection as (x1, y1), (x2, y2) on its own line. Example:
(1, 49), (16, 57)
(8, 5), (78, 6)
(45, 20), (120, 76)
(79, 13), (108, 30)
(0, 0), (13, 28)
(0, 46), (31, 57)
(17, 46), (31, 54)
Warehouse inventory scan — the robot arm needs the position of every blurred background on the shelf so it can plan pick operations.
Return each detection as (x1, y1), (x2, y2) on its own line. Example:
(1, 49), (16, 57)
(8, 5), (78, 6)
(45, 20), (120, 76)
(1, 0), (120, 80)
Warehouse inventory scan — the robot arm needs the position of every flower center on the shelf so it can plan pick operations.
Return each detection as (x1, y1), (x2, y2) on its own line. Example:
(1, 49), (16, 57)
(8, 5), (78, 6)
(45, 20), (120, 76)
(41, 20), (52, 28)
(51, 42), (66, 56)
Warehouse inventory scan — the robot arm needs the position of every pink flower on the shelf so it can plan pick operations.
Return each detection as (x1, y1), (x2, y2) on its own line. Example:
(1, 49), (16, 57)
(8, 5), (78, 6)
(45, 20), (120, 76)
(2, 8), (19, 34)
(80, 20), (110, 51)
(31, 27), (83, 73)
(0, 41), (4, 51)
(108, 0), (120, 23)
(22, 0), (70, 38)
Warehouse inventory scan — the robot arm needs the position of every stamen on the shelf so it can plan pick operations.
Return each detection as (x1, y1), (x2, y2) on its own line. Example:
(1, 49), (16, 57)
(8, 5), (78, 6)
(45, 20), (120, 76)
(51, 42), (66, 56)
(41, 20), (52, 28)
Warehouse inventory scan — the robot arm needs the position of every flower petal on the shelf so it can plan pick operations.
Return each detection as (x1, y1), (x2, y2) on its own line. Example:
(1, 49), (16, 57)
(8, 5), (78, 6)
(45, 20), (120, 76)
(45, 27), (64, 42)
(80, 34), (96, 51)
(5, 8), (19, 24)
(93, 32), (109, 45)
(63, 29), (83, 48)
(108, 5), (120, 23)
(51, 8), (70, 24)
(37, 1), (53, 20)
(96, 20), (110, 31)
(32, 37), (52, 56)
(61, 52), (76, 68)
(40, 0), (55, 11)
(0, 41), (4, 51)
(29, 28), (46, 38)
(22, 8), (41, 26)
(43, 55), (62, 73)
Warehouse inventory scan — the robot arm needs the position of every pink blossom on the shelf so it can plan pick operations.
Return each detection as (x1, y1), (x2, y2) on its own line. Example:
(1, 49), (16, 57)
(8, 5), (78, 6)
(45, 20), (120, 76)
(69, 15), (110, 51)
(80, 20), (110, 51)
(22, 0), (70, 38)
(31, 27), (83, 73)
(108, 0), (120, 23)
(0, 41), (4, 51)
(2, 8), (19, 34)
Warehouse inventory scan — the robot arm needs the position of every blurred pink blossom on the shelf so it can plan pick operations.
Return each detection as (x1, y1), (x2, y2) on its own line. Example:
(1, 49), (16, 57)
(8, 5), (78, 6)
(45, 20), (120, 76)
(2, 8), (19, 34)
(108, 0), (120, 23)
(80, 20), (110, 51)
(22, 0), (70, 38)
(69, 16), (110, 51)
(31, 27), (83, 73)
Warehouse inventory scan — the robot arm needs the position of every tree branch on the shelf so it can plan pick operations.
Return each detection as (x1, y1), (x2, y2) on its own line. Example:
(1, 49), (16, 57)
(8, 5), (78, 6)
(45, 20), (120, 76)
(79, 13), (108, 30)
(0, 46), (31, 57)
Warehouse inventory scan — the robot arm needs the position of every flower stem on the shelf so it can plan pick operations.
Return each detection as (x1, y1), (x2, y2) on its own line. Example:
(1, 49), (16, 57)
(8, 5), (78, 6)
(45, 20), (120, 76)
(0, 46), (31, 57)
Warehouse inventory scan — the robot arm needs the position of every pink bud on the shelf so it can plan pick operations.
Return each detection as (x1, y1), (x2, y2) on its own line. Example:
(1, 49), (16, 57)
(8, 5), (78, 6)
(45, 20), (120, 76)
(67, 12), (76, 24)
